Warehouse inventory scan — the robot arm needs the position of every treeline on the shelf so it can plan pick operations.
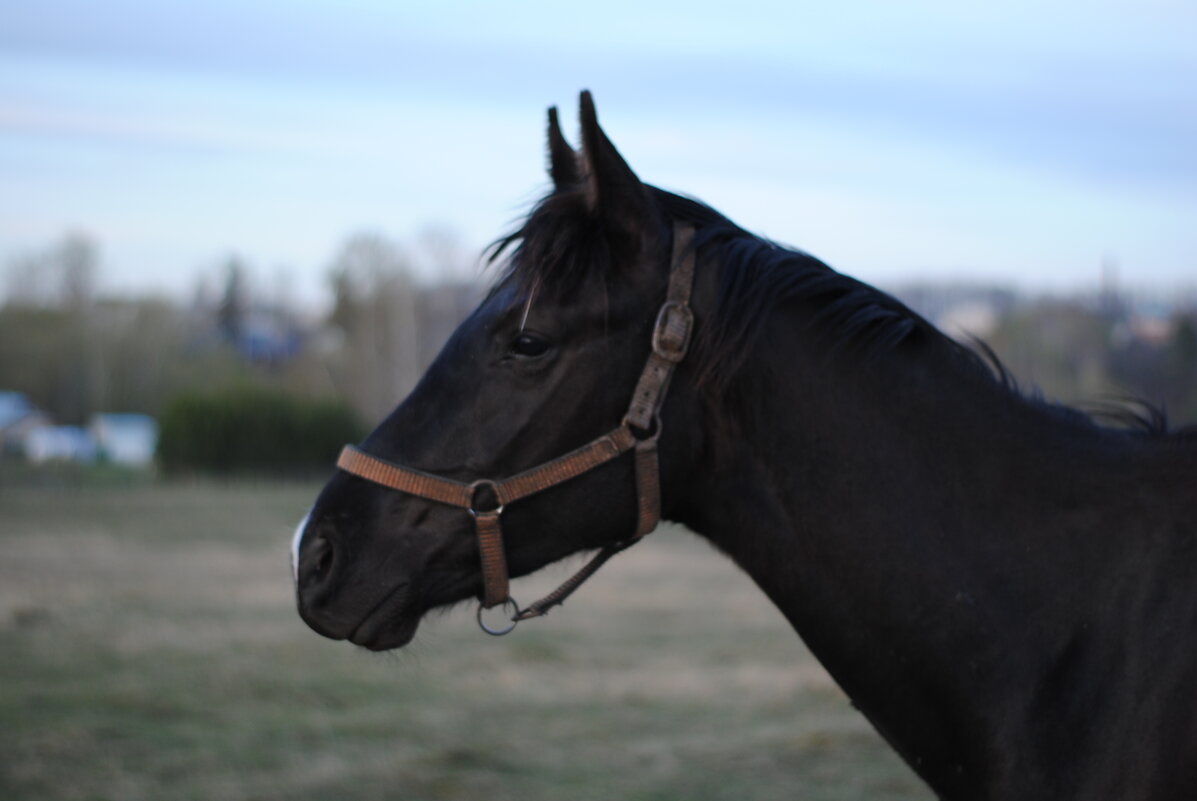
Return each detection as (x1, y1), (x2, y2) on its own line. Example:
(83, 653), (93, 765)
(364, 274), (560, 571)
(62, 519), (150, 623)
(2, 231), (1194, 476)
(896, 282), (1197, 426)
(1, 230), (482, 473)
(984, 300), (1197, 426)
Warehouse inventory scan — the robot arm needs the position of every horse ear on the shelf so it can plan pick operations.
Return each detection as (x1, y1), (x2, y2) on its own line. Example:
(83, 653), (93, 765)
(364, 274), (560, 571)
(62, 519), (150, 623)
(577, 90), (649, 220)
(547, 106), (579, 188)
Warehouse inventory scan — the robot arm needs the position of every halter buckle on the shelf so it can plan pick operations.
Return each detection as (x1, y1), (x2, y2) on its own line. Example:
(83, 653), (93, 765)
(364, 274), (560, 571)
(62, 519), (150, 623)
(652, 301), (693, 363)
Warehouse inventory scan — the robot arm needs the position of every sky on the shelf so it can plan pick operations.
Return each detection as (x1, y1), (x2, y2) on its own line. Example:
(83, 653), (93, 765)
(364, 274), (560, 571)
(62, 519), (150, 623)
(1, 0), (1195, 309)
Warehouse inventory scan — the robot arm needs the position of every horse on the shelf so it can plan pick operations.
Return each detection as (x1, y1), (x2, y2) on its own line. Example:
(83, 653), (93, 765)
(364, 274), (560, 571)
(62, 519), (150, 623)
(293, 91), (1197, 800)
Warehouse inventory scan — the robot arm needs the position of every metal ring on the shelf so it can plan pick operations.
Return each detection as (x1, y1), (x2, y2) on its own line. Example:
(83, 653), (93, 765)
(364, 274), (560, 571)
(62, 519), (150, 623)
(467, 479), (504, 517)
(477, 598), (520, 636)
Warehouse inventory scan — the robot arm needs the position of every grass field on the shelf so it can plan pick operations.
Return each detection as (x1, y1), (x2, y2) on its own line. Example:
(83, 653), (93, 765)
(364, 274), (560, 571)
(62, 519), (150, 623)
(0, 478), (931, 801)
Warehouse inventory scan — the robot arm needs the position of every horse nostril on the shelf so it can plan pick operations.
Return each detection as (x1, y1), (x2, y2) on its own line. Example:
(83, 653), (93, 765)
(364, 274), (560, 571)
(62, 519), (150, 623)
(296, 529), (356, 641)
(302, 533), (336, 585)
(315, 542), (333, 577)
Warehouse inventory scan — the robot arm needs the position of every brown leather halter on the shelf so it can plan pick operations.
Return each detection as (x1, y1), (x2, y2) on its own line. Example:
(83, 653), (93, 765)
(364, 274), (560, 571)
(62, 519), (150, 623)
(334, 223), (696, 635)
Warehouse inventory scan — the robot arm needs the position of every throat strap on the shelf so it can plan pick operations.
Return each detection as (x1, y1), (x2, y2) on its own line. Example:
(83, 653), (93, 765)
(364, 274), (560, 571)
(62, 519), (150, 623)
(334, 222), (697, 628)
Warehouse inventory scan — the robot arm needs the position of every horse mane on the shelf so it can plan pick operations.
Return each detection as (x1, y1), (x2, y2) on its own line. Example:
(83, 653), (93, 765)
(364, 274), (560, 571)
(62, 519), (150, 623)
(488, 185), (1183, 438)
(652, 188), (922, 391)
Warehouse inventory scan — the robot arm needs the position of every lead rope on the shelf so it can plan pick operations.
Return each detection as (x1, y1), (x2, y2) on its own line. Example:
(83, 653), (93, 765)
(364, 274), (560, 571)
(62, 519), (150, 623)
(334, 222), (696, 635)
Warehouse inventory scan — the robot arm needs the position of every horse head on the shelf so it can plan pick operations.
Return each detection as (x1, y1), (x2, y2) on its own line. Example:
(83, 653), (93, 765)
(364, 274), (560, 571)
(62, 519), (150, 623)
(294, 92), (705, 650)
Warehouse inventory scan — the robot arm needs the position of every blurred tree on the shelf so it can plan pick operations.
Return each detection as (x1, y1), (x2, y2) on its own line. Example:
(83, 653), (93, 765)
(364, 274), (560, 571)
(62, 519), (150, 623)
(985, 300), (1197, 428)
(1164, 315), (1197, 421)
(325, 232), (421, 421)
(58, 233), (98, 311)
(4, 231), (98, 309)
(0, 233), (101, 422)
(0, 229), (484, 451)
(217, 256), (249, 344)
(985, 302), (1116, 404)
(0, 305), (90, 423)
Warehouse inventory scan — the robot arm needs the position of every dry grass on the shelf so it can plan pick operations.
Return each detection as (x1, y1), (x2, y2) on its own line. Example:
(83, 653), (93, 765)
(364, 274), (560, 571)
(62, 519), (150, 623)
(0, 479), (930, 800)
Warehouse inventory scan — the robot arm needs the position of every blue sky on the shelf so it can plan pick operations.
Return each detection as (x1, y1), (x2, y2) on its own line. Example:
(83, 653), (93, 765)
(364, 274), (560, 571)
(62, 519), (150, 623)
(1, 0), (1194, 307)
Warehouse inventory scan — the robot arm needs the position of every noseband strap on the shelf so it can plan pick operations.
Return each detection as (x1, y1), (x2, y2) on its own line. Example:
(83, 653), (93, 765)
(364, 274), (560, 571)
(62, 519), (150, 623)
(336, 425), (639, 609)
(334, 222), (697, 631)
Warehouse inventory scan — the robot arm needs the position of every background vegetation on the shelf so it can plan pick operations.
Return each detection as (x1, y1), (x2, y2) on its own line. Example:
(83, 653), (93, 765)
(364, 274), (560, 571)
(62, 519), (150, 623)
(3, 232), (1194, 461)
(0, 230), (480, 472)
(985, 300), (1197, 424)
(156, 387), (364, 475)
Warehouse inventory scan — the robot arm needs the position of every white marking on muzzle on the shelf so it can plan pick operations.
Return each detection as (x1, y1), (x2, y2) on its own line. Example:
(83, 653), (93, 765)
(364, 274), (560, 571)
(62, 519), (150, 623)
(291, 509), (312, 583)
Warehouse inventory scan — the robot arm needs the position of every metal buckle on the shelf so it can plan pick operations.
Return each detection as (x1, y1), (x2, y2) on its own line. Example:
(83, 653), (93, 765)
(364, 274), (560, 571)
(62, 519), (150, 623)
(651, 301), (693, 363)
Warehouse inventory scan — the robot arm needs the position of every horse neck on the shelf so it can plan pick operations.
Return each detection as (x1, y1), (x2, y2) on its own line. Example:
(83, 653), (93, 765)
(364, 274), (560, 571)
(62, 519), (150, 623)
(674, 316), (1158, 795)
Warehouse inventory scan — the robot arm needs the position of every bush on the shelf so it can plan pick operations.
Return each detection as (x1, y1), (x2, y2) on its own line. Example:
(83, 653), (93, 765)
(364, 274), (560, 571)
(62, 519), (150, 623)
(158, 386), (366, 475)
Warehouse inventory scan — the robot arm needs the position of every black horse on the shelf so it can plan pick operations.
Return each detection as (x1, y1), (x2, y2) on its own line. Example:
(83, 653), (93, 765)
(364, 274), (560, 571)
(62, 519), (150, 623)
(294, 92), (1197, 800)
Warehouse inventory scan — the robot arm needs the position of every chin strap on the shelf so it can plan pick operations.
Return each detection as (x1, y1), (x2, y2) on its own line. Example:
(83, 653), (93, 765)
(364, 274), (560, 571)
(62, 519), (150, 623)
(334, 222), (696, 633)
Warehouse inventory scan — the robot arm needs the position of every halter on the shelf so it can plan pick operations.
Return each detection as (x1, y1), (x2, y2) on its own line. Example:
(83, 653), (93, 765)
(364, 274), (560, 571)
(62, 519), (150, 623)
(335, 223), (696, 635)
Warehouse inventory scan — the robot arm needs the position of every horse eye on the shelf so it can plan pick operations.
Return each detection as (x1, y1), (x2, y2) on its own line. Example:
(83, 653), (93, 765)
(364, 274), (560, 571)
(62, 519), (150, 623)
(510, 333), (551, 358)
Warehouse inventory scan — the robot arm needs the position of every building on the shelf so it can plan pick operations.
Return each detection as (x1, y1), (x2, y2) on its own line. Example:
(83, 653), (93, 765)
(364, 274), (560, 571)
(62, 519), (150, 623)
(0, 391), (52, 457)
(24, 425), (97, 463)
(90, 413), (158, 467)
